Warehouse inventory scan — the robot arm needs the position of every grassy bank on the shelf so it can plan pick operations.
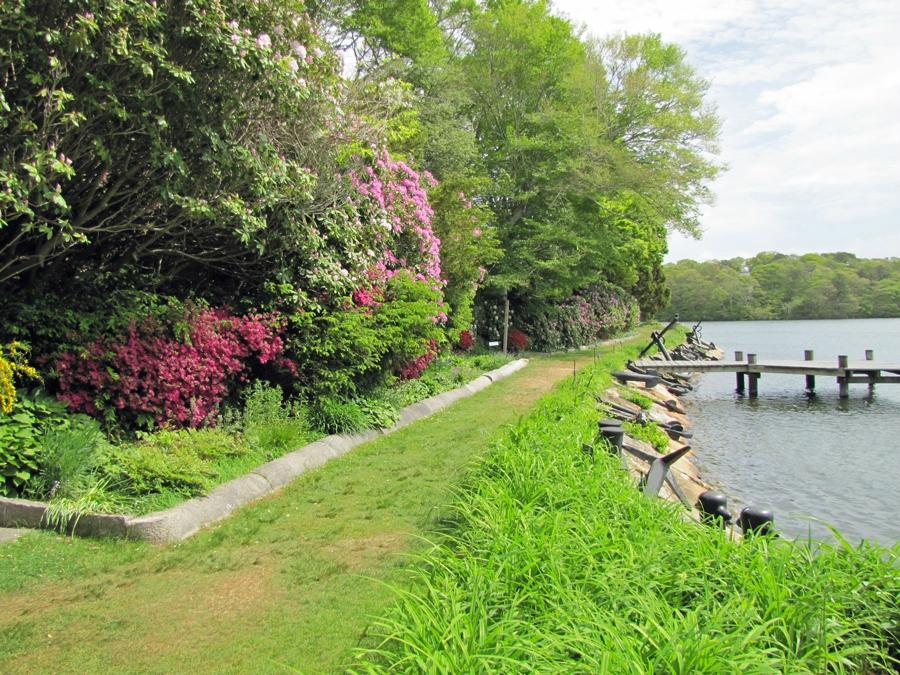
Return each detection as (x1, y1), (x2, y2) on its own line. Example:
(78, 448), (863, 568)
(355, 351), (899, 671)
(0, 336), (648, 673)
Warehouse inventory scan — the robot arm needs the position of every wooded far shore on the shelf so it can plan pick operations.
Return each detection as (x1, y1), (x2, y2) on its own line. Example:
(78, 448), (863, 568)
(661, 252), (900, 321)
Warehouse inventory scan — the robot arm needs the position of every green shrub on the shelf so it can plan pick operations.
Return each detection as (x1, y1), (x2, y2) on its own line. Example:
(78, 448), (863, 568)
(0, 390), (72, 496)
(28, 417), (107, 500)
(231, 381), (311, 456)
(107, 429), (245, 497)
(287, 272), (446, 397)
(508, 281), (640, 351)
(376, 379), (433, 409)
(308, 397), (369, 435)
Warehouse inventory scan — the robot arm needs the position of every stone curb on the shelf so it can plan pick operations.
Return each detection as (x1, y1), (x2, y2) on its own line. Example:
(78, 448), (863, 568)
(0, 359), (529, 544)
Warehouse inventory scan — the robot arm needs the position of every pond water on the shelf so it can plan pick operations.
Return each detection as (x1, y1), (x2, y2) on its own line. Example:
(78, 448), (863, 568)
(679, 319), (900, 545)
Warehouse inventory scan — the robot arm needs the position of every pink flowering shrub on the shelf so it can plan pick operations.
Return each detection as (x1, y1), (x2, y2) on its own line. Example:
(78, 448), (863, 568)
(507, 328), (529, 352)
(56, 307), (293, 429)
(350, 150), (443, 290)
(457, 330), (475, 351)
(518, 282), (640, 351)
(398, 340), (439, 380)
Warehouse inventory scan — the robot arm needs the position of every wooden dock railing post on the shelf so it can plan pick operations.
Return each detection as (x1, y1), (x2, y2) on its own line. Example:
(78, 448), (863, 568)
(837, 355), (849, 399)
(734, 351), (745, 394)
(804, 349), (815, 393)
(747, 353), (759, 397)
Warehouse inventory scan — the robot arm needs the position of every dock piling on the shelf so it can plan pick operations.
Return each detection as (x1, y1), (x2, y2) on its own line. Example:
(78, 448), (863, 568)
(734, 351), (745, 393)
(747, 354), (759, 397)
(804, 349), (815, 393)
(865, 350), (876, 391)
(838, 355), (849, 399)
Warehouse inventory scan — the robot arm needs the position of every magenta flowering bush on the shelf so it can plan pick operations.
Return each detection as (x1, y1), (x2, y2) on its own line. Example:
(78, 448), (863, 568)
(56, 308), (293, 429)
(398, 340), (439, 380)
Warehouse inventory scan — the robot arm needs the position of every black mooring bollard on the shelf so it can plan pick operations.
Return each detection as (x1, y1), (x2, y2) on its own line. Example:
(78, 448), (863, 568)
(599, 425), (625, 453)
(598, 418), (622, 429)
(738, 506), (775, 536)
(697, 491), (732, 527)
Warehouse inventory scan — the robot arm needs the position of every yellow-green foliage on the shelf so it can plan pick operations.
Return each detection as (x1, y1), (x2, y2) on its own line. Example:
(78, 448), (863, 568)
(0, 341), (40, 414)
(620, 386), (654, 410)
(623, 420), (670, 453)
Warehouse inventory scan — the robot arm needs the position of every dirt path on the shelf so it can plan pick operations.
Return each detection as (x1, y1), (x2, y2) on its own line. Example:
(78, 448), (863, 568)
(0, 340), (642, 674)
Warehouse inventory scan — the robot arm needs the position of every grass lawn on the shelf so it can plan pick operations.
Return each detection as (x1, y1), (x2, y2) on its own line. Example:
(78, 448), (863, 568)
(0, 330), (649, 674)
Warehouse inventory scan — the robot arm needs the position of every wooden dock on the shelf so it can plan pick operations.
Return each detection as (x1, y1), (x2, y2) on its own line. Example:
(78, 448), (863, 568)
(633, 350), (900, 398)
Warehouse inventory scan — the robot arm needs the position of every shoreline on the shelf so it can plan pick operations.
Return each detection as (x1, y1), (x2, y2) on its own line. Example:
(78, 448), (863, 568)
(595, 332), (728, 525)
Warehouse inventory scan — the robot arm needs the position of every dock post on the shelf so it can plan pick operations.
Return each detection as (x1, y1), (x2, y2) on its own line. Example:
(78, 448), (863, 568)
(865, 350), (876, 391)
(747, 353), (759, 397)
(804, 350), (815, 393)
(837, 355), (849, 399)
(734, 351), (745, 394)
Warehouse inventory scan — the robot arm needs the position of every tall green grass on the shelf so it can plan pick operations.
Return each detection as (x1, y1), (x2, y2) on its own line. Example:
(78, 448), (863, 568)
(355, 357), (899, 673)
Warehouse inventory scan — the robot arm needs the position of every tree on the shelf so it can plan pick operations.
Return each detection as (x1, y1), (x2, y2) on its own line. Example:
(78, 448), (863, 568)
(461, 1), (720, 316)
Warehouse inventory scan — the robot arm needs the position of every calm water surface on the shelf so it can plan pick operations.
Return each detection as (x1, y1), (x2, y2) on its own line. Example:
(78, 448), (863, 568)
(681, 319), (900, 545)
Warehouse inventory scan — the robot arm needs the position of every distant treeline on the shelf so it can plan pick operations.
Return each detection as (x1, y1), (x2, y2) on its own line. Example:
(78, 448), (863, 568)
(659, 252), (900, 320)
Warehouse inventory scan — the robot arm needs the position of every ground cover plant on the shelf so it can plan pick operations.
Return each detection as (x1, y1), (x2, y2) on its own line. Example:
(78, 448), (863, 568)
(622, 419), (670, 453)
(355, 359), (899, 672)
(619, 386), (655, 410)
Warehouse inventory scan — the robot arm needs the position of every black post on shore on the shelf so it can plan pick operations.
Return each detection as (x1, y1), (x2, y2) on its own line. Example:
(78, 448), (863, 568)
(734, 350), (745, 394)
(804, 349), (815, 394)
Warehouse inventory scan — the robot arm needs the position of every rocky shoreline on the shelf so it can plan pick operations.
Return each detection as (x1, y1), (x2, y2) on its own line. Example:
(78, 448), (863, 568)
(595, 329), (728, 525)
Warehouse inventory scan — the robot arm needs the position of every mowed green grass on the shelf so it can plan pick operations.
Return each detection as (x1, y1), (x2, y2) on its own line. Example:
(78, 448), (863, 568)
(0, 334), (649, 674)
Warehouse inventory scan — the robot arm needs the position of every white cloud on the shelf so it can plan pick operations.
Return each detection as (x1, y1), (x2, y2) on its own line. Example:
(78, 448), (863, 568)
(552, 0), (900, 261)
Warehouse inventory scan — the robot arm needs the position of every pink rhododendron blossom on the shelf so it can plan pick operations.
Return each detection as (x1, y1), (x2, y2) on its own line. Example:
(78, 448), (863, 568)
(349, 149), (443, 288)
(256, 33), (271, 49)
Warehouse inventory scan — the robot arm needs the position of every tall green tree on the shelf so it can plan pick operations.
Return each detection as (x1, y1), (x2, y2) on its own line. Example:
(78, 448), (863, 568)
(461, 1), (720, 316)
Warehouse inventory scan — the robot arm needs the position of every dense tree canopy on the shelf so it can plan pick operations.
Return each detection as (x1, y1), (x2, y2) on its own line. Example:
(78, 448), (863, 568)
(661, 253), (900, 320)
(1, 0), (723, 414)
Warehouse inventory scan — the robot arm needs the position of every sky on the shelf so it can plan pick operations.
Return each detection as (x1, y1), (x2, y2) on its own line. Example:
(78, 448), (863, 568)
(552, 0), (900, 262)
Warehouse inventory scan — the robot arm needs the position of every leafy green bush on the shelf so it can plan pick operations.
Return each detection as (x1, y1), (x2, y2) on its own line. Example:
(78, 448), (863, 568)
(513, 282), (640, 351)
(287, 272), (446, 397)
(238, 381), (310, 456)
(357, 398), (400, 430)
(0, 391), (72, 496)
(308, 397), (369, 435)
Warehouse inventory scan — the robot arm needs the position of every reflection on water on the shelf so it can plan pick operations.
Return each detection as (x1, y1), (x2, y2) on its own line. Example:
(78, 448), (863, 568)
(682, 319), (900, 545)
